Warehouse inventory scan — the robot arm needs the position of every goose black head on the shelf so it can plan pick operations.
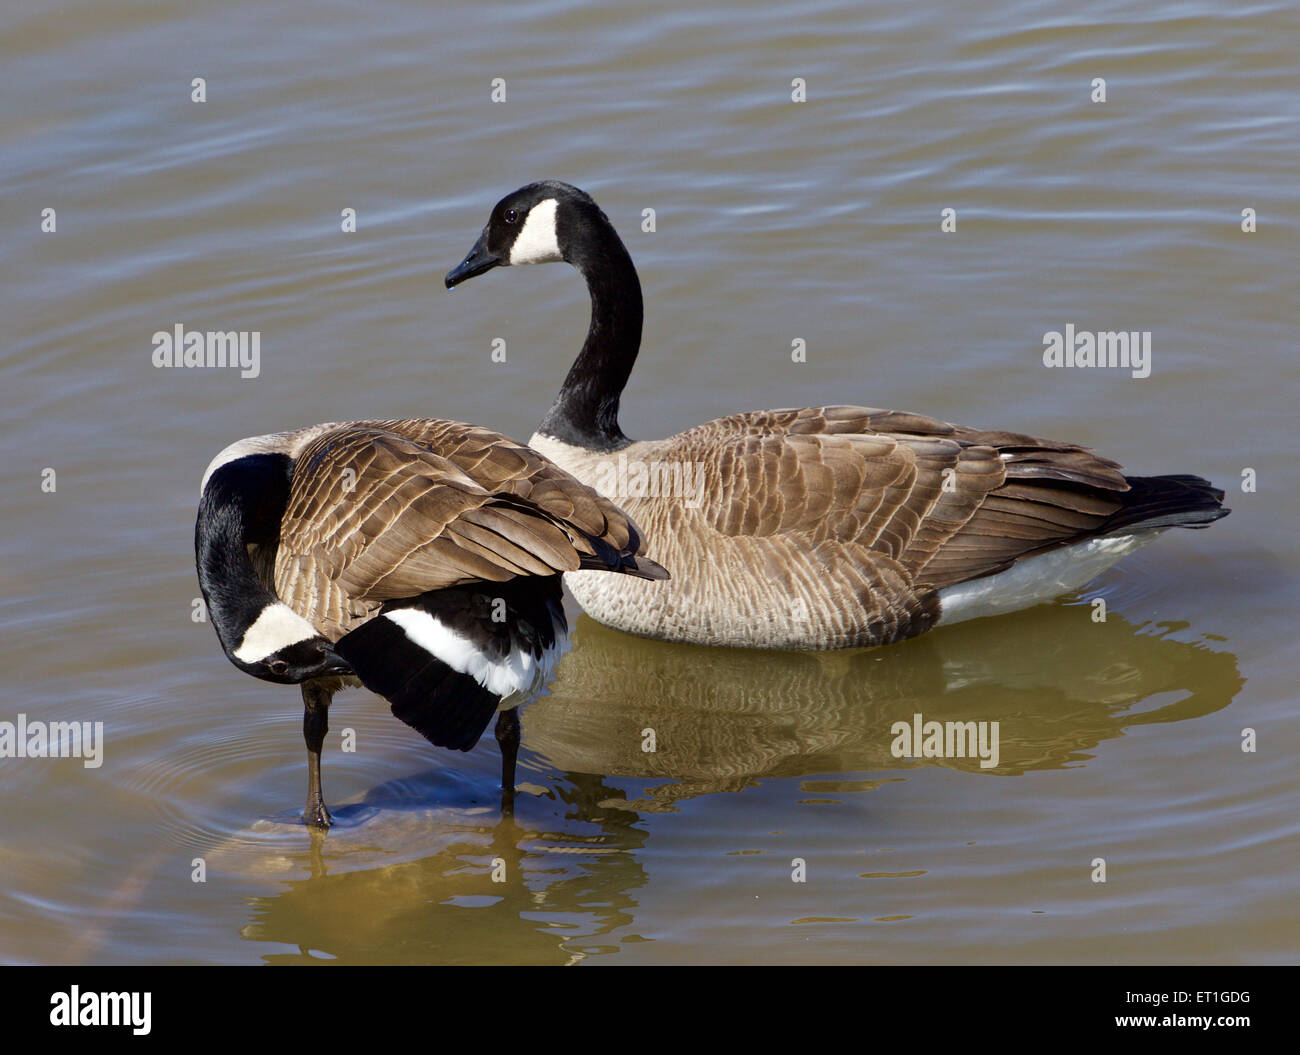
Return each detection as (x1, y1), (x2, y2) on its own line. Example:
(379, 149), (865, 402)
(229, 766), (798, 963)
(227, 603), (351, 684)
(445, 181), (608, 288)
(236, 636), (351, 685)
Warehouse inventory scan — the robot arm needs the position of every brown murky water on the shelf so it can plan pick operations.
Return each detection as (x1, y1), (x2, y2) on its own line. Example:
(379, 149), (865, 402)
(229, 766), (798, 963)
(1, 0), (1296, 964)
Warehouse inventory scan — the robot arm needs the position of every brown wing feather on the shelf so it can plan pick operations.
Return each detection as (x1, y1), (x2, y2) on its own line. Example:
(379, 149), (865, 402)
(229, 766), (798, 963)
(652, 405), (1133, 592)
(274, 420), (658, 638)
(366, 419), (630, 548)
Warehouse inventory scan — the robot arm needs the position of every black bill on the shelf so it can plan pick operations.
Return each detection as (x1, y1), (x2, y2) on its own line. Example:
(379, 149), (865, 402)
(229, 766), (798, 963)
(445, 230), (501, 288)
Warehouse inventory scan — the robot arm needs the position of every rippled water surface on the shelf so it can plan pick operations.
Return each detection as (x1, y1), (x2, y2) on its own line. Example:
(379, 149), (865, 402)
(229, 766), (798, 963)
(2, 0), (1296, 964)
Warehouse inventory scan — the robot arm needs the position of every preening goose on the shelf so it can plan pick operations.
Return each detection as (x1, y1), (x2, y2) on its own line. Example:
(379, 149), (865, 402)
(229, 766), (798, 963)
(196, 417), (666, 827)
(444, 180), (1229, 650)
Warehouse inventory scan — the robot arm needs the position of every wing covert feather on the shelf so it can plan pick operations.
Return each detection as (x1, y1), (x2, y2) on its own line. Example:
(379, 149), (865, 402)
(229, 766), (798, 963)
(273, 420), (657, 636)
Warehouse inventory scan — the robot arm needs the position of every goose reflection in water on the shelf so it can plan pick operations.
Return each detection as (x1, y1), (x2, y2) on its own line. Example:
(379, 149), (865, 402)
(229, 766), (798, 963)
(525, 606), (1242, 809)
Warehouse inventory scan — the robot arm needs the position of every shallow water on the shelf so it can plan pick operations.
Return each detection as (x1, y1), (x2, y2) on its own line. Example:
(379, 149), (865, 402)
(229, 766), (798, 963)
(1, 0), (1296, 964)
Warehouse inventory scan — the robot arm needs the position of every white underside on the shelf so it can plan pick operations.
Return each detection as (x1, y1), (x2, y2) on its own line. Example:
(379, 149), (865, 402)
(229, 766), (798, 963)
(233, 602), (318, 662)
(935, 532), (1159, 626)
(383, 609), (567, 699)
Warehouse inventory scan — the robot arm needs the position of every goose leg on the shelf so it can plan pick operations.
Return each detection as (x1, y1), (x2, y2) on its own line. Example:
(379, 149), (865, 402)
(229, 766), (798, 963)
(495, 708), (520, 815)
(302, 681), (334, 829)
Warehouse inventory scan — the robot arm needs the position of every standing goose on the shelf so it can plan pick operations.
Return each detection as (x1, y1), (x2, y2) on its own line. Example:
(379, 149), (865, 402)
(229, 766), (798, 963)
(444, 180), (1229, 650)
(196, 417), (666, 827)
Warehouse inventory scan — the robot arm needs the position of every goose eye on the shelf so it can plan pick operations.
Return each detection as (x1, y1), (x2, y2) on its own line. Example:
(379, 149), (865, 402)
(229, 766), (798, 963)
(504, 208), (518, 224)
(268, 659), (288, 675)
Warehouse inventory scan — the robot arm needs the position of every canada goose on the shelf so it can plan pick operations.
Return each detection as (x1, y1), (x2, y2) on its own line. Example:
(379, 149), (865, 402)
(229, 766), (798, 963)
(196, 417), (666, 828)
(444, 180), (1229, 649)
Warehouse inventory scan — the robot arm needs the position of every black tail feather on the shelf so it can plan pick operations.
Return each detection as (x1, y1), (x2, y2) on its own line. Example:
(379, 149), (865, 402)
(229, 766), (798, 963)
(334, 616), (499, 752)
(1104, 474), (1230, 534)
(577, 549), (670, 580)
(573, 524), (670, 580)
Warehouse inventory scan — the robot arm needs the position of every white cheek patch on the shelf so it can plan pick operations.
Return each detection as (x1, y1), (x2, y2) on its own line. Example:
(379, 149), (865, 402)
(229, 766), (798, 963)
(384, 609), (566, 699)
(233, 603), (318, 662)
(508, 198), (562, 265)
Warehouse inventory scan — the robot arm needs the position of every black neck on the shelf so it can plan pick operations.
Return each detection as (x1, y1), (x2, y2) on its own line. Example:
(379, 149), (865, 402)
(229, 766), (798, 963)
(195, 454), (291, 657)
(538, 216), (642, 451)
